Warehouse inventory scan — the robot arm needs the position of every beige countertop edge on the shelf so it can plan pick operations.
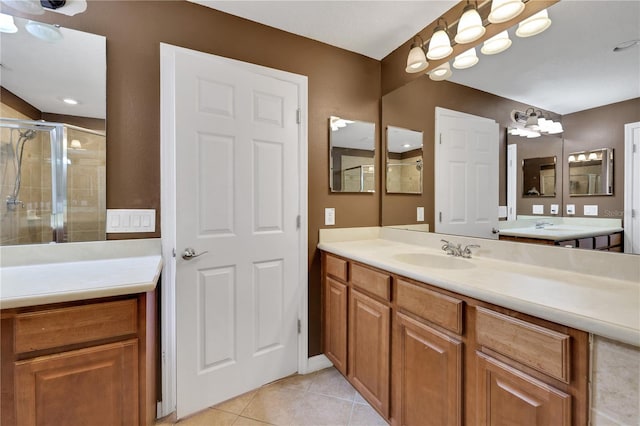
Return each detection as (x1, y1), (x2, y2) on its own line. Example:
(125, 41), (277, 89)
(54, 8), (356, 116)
(499, 227), (624, 241)
(0, 256), (162, 310)
(318, 242), (640, 348)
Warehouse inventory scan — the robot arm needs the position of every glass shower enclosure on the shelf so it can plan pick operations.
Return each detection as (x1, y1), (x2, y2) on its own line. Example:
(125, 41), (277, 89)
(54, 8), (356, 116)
(0, 118), (106, 245)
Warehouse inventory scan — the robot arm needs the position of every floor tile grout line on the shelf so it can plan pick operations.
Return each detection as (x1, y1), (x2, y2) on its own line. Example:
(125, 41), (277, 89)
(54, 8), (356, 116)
(346, 399), (357, 426)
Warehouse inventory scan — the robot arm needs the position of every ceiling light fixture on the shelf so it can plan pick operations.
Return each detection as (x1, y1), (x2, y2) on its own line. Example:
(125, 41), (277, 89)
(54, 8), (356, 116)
(488, 0), (525, 24)
(62, 97), (79, 105)
(428, 62), (453, 81)
(455, 1), (486, 44)
(1, 0), (45, 15)
(25, 20), (63, 42)
(481, 30), (512, 55)
(515, 9), (551, 38)
(405, 34), (428, 73)
(453, 47), (479, 70)
(427, 18), (453, 60)
(0, 12), (18, 33)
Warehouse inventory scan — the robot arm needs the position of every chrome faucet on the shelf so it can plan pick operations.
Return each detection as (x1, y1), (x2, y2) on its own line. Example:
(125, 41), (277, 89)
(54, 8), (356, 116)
(535, 221), (553, 229)
(441, 239), (480, 258)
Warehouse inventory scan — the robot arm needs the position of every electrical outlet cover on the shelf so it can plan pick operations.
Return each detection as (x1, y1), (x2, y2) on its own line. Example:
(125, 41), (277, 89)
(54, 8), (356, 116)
(566, 204), (576, 215)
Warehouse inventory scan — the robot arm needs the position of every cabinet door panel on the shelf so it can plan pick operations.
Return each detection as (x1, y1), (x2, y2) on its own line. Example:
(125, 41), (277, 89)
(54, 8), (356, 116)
(15, 339), (139, 426)
(396, 313), (462, 426)
(324, 277), (348, 375)
(349, 289), (390, 417)
(476, 352), (571, 426)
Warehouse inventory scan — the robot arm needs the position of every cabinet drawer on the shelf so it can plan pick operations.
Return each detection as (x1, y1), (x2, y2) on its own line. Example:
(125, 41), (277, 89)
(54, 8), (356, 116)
(476, 307), (570, 382)
(351, 263), (390, 301)
(14, 299), (138, 354)
(325, 254), (348, 282)
(396, 279), (463, 334)
(609, 232), (622, 246)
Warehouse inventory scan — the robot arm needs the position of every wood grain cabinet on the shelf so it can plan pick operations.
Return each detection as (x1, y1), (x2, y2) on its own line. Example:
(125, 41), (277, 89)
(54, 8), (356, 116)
(348, 288), (390, 417)
(394, 312), (462, 426)
(1, 292), (157, 426)
(324, 277), (348, 375)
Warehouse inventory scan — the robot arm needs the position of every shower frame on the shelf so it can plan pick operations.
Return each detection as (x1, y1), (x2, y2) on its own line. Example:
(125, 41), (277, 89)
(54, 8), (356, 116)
(0, 118), (103, 243)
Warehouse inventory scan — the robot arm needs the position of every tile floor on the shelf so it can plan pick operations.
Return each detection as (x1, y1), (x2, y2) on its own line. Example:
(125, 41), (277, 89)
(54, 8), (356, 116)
(156, 367), (388, 426)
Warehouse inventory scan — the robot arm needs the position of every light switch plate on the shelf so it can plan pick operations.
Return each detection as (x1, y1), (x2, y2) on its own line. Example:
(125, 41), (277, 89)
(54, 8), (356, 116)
(532, 205), (544, 215)
(584, 205), (599, 216)
(106, 209), (155, 233)
(325, 208), (335, 226)
(550, 204), (559, 215)
(566, 204), (576, 215)
(417, 207), (425, 222)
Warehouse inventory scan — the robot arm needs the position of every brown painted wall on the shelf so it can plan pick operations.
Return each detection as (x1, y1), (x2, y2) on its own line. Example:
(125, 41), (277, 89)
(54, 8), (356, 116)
(381, 76), (549, 227)
(562, 98), (640, 220)
(5, 1), (381, 357)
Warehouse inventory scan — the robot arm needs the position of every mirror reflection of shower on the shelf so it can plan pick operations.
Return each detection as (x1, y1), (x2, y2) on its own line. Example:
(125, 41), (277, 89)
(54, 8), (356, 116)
(5, 128), (37, 210)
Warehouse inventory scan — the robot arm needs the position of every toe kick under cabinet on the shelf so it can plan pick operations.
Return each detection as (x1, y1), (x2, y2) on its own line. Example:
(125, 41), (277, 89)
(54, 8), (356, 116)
(321, 252), (589, 426)
(1, 291), (157, 426)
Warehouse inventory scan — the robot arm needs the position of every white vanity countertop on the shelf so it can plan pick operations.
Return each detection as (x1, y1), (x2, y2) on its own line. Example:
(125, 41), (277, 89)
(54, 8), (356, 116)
(499, 225), (623, 241)
(318, 228), (640, 347)
(0, 239), (162, 309)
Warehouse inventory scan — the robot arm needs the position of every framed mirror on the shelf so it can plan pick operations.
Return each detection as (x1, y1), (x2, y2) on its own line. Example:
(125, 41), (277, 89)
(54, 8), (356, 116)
(0, 14), (106, 245)
(522, 156), (556, 197)
(568, 148), (614, 196)
(329, 116), (375, 193)
(386, 126), (423, 194)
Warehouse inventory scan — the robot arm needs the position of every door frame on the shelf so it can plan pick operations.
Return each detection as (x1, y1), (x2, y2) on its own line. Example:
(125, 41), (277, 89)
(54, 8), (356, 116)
(158, 43), (309, 417)
(624, 121), (640, 254)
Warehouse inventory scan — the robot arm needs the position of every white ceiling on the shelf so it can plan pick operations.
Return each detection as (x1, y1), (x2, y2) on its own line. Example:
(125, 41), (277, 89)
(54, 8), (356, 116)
(192, 0), (640, 115)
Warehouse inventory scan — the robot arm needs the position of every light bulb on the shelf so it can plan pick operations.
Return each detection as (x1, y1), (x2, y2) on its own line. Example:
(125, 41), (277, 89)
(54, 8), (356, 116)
(427, 27), (453, 60)
(455, 5), (486, 44)
(516, 9), (552, 38)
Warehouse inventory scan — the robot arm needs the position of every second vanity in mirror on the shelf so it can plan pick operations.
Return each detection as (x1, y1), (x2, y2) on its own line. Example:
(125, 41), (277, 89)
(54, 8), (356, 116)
(0, 14), (106, 246)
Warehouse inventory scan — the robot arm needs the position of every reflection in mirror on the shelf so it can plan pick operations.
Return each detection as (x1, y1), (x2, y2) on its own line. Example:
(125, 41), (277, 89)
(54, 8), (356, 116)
(0, 15), (106, 245)
(522, 156), (556, 197)
(329, 116), (375, 193)
(386, 126), (423, 194)
(568, 148), (614, 196)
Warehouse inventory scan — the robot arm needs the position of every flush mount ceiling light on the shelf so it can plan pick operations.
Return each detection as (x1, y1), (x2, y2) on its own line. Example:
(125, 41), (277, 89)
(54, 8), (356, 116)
(25, 20), (63, 42)
(481, 30), (512, 55)
(455, 1), (486, 44)
(428, 62), (453, 81)
(1, 0), (45, 15)
(488, 0), (525, 24)
(516, 9), (551, 38)
(62, 97), (79, 105)
(427, 18), (453, 60)
(453, 47), (479, 70)
(406, 34), (428, 73)
(0, 13), (18, 33)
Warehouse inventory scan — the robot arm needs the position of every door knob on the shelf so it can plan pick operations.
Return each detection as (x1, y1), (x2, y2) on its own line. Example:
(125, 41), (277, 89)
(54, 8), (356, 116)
(182, 247), (209, 260)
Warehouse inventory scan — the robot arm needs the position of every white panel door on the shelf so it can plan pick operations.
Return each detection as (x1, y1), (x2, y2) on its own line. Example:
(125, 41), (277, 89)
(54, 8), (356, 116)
(170, 46), (302, 418)
(435, 107), (499, 239)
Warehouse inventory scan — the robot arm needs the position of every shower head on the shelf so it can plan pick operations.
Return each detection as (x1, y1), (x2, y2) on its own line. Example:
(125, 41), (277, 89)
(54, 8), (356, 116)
(19, 129), (37, 141)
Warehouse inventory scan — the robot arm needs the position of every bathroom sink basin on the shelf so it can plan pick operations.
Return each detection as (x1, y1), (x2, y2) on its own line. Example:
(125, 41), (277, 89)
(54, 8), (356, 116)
(392, 253), (475, 270)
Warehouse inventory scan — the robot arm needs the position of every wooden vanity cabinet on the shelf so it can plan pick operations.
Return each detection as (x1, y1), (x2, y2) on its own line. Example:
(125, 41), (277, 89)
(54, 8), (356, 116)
(1, 291), (157, 426)
(324, 277), (348, 375)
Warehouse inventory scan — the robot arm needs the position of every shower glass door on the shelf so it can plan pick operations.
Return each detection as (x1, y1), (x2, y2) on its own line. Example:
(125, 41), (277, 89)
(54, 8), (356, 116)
(0, 118), (65, 245)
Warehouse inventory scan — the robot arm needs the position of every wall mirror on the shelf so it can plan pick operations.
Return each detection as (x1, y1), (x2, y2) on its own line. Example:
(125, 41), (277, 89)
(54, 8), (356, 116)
(386, 126), (423, 194)
(522, 157), (556, 197)
(0, 14), (106, 246)
(568, 148), (614, 196)
(329, 116), (375, 193)
(381, 0), (638, 251)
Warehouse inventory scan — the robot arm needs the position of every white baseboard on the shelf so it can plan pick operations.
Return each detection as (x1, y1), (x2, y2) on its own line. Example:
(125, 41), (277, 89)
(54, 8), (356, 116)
(304, 354), (333, 374)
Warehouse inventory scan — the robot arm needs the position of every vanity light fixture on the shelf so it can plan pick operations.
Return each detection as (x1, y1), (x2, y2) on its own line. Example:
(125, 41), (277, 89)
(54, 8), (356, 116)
(405, 34), (428, 73)
(481, 31), (512, 55)
(515, 9), (551, 38)
(428, 62), (453, 81)
(329, 116), (354, 131)
(25, 20), (63, 42)
(0, 12), (17, 33)
(568, 155), (576, 162)
(427, 18), (453, 60)
(455, 1), (486, 44)
(577, 153), (587, 161)
(511, 108), (563, 137)
(524, 108), (541, 131)
(453, 47), (479, 69)
(488, 0), (525, 24)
